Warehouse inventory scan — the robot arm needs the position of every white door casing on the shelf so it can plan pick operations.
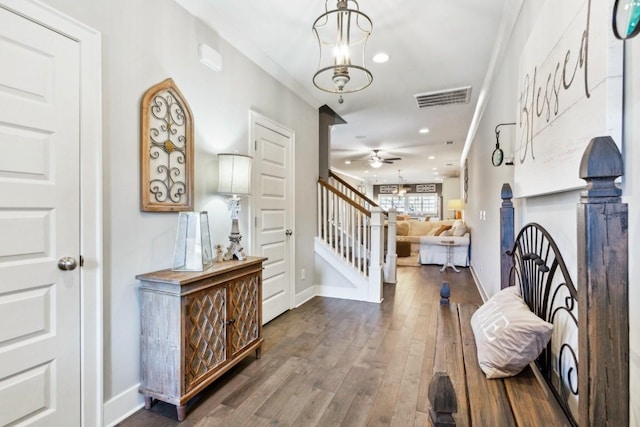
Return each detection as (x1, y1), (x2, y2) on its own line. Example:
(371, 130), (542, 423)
(0, 1), (103, 425)
(250, 112), (295, 324)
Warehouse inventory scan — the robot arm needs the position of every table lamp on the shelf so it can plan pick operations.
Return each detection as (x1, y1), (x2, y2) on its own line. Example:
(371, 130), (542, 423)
(217, 153), (252, 260)
(447, 199), (464, 220)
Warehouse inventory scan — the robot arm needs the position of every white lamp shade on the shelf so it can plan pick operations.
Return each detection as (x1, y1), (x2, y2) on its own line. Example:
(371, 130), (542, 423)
(447, 199), (464, 210)
(218, 153), (252, 195)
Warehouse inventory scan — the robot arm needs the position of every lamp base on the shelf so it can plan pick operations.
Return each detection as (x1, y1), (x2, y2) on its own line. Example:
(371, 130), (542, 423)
(223, 231), (246, 261)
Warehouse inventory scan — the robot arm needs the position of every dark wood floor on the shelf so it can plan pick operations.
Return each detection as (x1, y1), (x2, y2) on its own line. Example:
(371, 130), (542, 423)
(118, 265), (482, 427)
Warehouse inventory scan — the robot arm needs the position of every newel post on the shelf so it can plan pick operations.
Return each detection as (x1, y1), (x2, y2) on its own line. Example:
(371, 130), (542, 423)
(500, 183), (514, 289)
(368, 207), (385, 303)
(577, 136), (628, 427)
(384, 209), (397, 284)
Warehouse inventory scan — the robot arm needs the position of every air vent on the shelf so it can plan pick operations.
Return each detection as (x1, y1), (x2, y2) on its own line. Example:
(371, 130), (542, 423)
(414, 86), (472, 108)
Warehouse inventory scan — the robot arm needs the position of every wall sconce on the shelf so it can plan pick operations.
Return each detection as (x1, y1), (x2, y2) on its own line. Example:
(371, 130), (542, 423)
(217, 153), (252, 261)
(493, 122), (516, 167)
(447, 199), (464, 220)
(312, 0), (373, 104)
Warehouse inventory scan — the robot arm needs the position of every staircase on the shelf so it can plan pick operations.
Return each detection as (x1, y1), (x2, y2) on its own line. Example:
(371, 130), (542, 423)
(314, 172), (397, 303)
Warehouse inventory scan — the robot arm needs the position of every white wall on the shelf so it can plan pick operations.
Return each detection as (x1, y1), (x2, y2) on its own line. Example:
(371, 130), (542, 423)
(468, 1), (639, 424)
(40, 0), (318, 423)
(441, 177), (461, 220)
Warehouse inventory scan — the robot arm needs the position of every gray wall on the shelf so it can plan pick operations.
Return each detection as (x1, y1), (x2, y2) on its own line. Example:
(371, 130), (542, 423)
(40, 0), (318, 422)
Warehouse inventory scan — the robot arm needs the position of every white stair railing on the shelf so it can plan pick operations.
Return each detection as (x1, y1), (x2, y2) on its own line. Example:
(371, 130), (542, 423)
(317, 179), (395, 302)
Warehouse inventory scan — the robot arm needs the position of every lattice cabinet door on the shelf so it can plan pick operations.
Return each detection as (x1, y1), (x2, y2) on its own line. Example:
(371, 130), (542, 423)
(136, 257), (265, 422)
(184, 285), (227, 393)
(228, 271), (261, 359)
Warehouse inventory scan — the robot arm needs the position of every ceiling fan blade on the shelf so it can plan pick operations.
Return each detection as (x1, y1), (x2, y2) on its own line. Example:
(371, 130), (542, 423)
(382, 160), (394, 164)
(384, 157), (402, 161)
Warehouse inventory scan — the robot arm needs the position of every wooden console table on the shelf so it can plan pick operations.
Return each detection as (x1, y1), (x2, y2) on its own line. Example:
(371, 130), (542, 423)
(136, 257), (266, 421)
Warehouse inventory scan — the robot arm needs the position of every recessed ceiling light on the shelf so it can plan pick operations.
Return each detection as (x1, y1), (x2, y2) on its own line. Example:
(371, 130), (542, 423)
(372, 52), (389, 63)
(428, 155), (436, 160)
(432, 167), (438, 170)
(433, 172), (439, 175)
(364, 170), (369, 173)
(345, 160), (351, 164)
(419, 128), (430, 134)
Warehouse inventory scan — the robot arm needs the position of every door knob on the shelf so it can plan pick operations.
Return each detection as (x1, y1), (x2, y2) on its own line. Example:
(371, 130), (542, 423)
(285, 229), (293, 236)
(58, 256), (78, 271)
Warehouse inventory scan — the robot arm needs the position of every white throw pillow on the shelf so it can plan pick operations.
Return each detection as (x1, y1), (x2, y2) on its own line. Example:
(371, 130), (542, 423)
(470, 286), (553, 379)
(452, 224), (468, 237)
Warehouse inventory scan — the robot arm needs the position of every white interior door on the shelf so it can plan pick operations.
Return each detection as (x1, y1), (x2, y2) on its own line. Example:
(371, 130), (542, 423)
(0, 8), (81, 426)
(251, 113), (294, 324)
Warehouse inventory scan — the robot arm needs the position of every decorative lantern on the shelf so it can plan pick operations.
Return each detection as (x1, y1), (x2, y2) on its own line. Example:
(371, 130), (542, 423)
(172, 211), (213, 271)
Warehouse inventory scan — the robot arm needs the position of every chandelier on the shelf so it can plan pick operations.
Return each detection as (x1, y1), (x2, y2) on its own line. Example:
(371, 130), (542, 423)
(312, 0), (373, 103)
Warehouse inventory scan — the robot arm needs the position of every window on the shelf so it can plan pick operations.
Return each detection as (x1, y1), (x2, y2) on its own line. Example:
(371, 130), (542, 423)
(407, 194), (438, 215)
(378, 193), (439, 216)
(378, 195), (405, 212)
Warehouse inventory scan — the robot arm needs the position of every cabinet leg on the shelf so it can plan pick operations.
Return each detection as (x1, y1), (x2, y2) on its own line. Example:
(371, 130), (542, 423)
(176, 405), (186, 421)
(255, 345), (262, 359)
(144, 396), (152, 410)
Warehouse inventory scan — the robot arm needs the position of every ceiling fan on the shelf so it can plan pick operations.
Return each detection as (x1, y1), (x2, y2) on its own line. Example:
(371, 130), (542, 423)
(369, 149), (401, 168)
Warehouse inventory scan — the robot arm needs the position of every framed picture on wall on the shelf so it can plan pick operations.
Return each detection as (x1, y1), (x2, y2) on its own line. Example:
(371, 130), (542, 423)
(514, 0), (622, 197)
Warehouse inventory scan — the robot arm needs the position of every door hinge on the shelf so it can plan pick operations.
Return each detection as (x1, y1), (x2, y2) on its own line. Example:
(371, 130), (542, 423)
(79, 255), (84, 267)
(254, 140), (257, 150)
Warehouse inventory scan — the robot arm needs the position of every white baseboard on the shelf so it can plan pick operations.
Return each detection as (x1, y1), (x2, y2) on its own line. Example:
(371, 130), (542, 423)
(469, 264), (488, 302)
(315, 284), (366, 301)
(103, 383), (144, 427)
(295, 285), (317, 307)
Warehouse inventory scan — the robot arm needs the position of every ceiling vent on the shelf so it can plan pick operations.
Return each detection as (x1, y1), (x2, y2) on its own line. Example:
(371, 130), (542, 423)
(414, 86), (472, 108)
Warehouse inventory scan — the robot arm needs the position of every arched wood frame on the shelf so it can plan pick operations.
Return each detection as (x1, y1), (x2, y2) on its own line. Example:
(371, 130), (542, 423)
(140, 78), (194, 212)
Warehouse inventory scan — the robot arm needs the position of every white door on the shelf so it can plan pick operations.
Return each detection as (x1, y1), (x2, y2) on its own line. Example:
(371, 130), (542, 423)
(0, 7), (81, 426)
(251, 114), (294, 324)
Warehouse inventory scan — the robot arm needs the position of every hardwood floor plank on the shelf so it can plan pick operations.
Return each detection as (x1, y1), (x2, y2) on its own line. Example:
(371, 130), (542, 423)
(290, 388), (335, 427)
(415, 305), (438, 414)
(366, 381), (400, 426)
(316, 363), (387, 426)
(389, 338), (426, 427)
(218, 357), (308, 425)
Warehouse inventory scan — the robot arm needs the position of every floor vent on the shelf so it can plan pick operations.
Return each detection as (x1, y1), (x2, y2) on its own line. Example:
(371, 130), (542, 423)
(414, 86), (472, 108)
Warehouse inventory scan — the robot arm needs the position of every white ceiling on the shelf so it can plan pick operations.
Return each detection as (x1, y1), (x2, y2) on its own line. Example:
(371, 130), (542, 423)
(176, 0), (508, 184)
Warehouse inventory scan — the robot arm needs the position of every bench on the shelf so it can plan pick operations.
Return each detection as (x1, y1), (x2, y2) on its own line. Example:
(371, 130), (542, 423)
(429, 136), (630, 427)
(430, 302), (571, 426)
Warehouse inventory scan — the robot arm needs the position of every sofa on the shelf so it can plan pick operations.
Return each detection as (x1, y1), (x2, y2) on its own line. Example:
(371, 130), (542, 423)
(395, 218), (470, 267)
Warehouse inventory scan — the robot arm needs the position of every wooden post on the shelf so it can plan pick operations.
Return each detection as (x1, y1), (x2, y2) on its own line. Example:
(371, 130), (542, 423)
(429, 372), (457, 426)
(368, 207), (385, 303)
(577, 136), (628, 427)
(500, 183), (514, 289)
(384, 209), (397, 284)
